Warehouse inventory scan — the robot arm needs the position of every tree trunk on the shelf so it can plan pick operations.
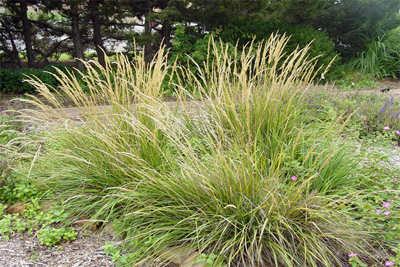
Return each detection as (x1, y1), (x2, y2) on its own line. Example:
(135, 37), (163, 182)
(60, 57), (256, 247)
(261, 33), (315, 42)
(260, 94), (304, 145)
(71, 3), (84, 71)
(144, 18), (152, 65)
(160, 21), (172, 48)
(20, 0), (34, 68)
(90, 2), (106, 68)
(144, 2), (152, 66)
(1, 18), (22, 67)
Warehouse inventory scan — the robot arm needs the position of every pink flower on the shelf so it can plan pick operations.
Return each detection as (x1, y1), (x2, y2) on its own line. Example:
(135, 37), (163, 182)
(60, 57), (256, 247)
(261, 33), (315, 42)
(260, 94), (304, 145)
(388, 199), (393, 202)
(376, 209), (383, 214)
(385, 261), (394, 266)
(396, 130), (400, 135)
(384, 211), (391, 215)
(383, 202), (391, 208)
(384, 126), (390, 130)
(348, 254), (358, 258)
(395, 178), (399, 182)
(291, 176), (297, 181)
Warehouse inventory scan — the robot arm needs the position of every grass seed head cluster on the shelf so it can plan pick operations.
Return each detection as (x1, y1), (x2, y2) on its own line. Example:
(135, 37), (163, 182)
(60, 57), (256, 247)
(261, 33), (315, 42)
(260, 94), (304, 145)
(18, 35), (376, 266)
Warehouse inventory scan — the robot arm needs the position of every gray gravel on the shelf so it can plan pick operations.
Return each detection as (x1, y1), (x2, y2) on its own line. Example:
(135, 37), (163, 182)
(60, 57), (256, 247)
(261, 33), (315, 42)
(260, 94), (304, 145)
(0, 226), (116, 267)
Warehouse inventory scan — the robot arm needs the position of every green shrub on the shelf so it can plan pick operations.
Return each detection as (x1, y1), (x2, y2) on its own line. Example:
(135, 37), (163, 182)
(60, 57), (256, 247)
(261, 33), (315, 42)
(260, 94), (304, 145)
(348, 30), (400, 78)
(0, 64), (80, 94)
(216, 19), (340, 80)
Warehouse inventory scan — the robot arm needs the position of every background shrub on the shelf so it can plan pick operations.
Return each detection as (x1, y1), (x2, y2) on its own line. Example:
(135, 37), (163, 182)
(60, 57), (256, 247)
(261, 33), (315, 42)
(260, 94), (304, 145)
(348, 28), (400, 79)
(216, 19), (340, 80)
(0, 64), (80, 94)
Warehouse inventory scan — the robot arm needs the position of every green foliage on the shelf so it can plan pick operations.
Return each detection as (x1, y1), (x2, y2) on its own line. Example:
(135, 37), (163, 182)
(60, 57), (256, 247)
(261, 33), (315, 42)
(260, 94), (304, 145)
(311, 0), (400, 58)
(308, 91), (400, 141)
(169, 24), (236, 72)
(37, 227), (77, 246)
(335, 72), (378, 90)
(0, 64), (79, 94)
(0, 213), (29, 241)
(0, 171), (39, 204)
(348, 255), (367, 267)
(104, 242), (131, 267)
(216, 19), (340, 79)
(0, 198), (77, 246)
(349, 31), (400, 79)
(194, 253), (225, 267)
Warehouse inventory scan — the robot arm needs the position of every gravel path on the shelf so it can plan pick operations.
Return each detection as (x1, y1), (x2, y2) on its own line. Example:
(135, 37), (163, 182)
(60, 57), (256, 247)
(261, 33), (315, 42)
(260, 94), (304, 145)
(0, 226), (116, 267)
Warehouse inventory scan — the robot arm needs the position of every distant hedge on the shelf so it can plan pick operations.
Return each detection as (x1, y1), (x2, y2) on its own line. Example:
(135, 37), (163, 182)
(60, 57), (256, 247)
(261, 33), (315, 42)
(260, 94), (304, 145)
(0, 64), (79, 94)
(217, 20), (341, 79)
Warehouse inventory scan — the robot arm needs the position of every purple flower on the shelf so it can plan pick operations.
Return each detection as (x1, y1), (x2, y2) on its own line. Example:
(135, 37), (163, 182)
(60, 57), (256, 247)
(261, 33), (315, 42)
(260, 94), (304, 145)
(348, 254), (358, 258)
(384, 211), (391, 216)
(5, 112), (10, 115)
(396, 112), (399, 118)
(383, 202), (391, 208)
(384, 126), (390, 130)
(376, 209), (383, 214)
(381, 107), (386, 113)
(385, 261), (394, 266)
(291, 176), (297, 181)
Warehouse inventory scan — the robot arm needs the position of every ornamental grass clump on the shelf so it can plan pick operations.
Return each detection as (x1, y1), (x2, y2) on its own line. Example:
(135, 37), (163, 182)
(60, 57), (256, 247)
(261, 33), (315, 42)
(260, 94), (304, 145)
(18, 34), (378, 266)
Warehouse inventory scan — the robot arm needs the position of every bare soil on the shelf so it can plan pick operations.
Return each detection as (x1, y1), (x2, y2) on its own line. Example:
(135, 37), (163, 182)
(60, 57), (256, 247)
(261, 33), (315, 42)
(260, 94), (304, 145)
(0, 226), (116, 267)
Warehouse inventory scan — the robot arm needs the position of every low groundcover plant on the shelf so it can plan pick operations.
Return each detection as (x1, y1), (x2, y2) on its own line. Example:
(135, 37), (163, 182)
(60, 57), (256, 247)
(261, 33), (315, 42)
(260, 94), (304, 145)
(13, 34), (387, 266)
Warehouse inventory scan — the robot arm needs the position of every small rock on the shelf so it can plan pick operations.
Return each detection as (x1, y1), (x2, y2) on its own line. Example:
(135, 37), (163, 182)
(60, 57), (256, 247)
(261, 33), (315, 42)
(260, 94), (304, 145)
(7, 202), (26, 215)
(74, 219), (105, 231)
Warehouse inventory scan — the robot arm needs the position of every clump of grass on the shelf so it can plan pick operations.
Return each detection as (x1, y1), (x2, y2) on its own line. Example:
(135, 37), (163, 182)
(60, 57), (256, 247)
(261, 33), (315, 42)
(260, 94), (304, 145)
(18, 35), (381, 266)
(349, 34), (400, 79)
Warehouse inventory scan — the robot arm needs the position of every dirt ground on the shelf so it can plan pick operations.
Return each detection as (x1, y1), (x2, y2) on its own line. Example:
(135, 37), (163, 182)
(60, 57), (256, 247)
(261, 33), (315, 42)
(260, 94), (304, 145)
(0, 226), (117, 267)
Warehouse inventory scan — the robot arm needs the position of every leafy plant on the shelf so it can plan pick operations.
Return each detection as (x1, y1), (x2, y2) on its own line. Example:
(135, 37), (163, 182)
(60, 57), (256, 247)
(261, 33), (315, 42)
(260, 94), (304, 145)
(0, 64), (81, 94)
(0, 213), (29, 241)
(348, 32), (400, 79)
(37, 226), (77, 246)
(0, 171), (39, 203)
(194, 253), (225, 267)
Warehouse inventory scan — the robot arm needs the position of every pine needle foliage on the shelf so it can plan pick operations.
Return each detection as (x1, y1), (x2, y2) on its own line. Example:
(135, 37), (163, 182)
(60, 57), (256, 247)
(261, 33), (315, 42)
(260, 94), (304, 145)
(18, 34), (374, 266)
